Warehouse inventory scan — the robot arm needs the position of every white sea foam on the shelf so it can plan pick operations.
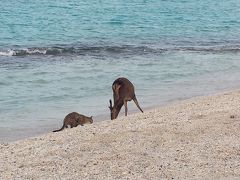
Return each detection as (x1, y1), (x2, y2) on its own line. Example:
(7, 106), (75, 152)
(25, 49), (47, 55)
(0, 50), (16, 56)
(0, 49), (47, 56)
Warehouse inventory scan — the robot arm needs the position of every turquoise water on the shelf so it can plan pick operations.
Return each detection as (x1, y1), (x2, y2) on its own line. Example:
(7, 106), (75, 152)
(1, 0), (240, 142)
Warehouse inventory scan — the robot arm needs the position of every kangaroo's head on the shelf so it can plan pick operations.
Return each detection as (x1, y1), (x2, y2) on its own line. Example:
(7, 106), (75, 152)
(109, 99), (119, 120)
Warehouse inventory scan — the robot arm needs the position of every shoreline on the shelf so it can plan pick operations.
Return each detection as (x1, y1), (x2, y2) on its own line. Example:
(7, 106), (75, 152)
(1, 89), (240, 179)
(1, 86), (240, 143)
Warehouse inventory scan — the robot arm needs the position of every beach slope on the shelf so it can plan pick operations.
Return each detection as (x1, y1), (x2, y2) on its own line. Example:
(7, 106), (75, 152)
(1, 90), (240, 179)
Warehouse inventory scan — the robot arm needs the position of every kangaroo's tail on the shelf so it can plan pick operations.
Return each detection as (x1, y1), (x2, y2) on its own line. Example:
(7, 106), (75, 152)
(133, 96), (143, 113)
(53, 124), (64, 132)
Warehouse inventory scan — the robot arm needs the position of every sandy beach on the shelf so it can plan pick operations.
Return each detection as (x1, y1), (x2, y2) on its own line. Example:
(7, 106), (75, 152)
(1, 90), (240, 179)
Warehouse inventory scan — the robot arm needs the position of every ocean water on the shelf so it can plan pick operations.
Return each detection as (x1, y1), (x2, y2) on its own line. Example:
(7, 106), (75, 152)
(1, 0), (240, 142)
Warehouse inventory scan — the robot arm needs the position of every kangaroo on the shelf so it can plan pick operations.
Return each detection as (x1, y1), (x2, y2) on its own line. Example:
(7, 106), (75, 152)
(53, 112), (93, 132)
(109, 77), (143, 120)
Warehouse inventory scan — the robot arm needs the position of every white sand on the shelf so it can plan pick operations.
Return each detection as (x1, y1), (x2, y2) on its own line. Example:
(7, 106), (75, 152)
(1, 90), (240, 179)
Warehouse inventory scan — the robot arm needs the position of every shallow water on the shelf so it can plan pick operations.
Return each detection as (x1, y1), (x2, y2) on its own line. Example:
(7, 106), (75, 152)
(1, 0), (240, 142)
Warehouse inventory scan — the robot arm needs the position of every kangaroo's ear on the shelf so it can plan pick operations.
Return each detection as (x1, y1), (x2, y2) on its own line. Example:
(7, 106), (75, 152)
(90, 116), (93, 119)
(109, 99), (113, 109)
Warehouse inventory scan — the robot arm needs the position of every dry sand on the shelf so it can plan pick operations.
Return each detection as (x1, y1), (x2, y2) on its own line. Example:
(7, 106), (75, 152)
(1, 90), (240, 179)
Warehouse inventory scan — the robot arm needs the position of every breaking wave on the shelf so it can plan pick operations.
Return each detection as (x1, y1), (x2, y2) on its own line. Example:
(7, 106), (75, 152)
(1, 44), (240, 57)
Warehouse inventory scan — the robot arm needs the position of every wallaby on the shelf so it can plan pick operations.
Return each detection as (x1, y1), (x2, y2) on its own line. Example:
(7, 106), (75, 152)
(109, 77), (143, 120)
(53, 112), (93, 132)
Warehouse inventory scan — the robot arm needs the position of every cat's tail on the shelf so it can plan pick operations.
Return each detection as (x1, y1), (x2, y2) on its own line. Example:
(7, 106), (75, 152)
(53, 124), (64, 132)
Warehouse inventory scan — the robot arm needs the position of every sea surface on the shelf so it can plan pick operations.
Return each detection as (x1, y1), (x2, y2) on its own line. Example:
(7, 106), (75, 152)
(1, 0), (240, 142)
